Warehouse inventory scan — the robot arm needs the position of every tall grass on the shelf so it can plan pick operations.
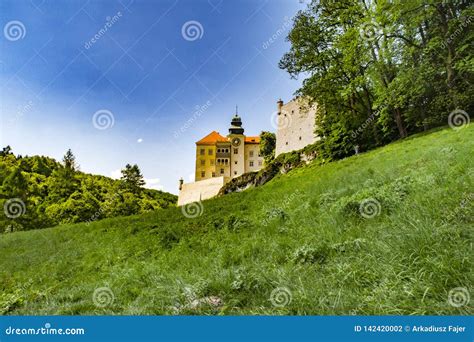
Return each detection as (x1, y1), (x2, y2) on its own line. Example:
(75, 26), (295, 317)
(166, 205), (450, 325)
(0, 125), (472, 315)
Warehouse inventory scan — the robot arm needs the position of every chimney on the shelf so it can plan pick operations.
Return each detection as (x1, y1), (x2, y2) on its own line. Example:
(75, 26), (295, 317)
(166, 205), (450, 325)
(178, 178), (184, 191)
(277, 98), (284, 115)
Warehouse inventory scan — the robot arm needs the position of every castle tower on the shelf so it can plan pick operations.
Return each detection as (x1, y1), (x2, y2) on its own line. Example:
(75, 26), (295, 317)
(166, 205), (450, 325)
(180, 112), (264, 206)
(275, 97), (319, 156)
(228, 114), (246, 178)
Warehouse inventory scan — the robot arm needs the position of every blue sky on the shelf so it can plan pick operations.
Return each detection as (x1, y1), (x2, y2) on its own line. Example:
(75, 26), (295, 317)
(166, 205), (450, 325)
(1, 0), (304, 194)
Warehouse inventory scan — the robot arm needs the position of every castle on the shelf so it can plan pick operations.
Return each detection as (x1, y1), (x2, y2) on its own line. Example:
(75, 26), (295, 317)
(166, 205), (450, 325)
(177, 98), (318, 206)
(275, 97), (319, 156)
(194, 114), (264, 183)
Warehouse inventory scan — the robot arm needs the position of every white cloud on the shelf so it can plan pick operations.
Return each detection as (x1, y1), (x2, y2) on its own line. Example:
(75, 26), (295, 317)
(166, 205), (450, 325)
(137, 138), (143, 143)
(145, 177), (163, 191)
(110, 169), (122, 179)
(110, 171), (163, 191)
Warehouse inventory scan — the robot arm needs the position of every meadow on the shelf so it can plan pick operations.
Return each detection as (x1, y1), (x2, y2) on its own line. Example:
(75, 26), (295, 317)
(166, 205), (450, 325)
(0, 125), (472, 315)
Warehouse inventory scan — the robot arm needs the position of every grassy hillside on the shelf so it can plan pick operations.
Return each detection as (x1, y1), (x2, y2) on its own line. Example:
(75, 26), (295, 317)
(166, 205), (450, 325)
(1, 125), (472, 315)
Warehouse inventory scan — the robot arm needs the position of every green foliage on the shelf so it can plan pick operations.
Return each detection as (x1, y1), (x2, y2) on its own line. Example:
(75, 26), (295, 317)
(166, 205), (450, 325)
(120, 164), (145, 195)
(0, 147), (177, 232)
(291, 245), (329, 265)
(0, 126), (471, 315)
(259, 131), (276, 164)
(280, 0), (473, 159)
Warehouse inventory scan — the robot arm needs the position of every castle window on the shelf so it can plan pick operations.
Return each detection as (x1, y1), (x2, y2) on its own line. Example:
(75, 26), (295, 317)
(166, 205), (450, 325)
(201, 160), (205, 166)
(234, 171), (237, 175)
(258, 161), (262, 166)
(299, 136), (302, 140)
(208, 149), (213, 155)
(225, 159), (228, 164)
(249, 151), (254, 157)
(201, 171), (205, 178)
(235, 161), (237, 165)
(291, 110), (294, 114)
(225, 149), (229, 153)
(212, 172), (216, 177)
(220, 169), (224, 174)
(217, 148), (221, 153)
(200, 149), (205, 155)
(250, 161), (254, 167)
(210, 159), (214, 166)
(285, 142), (288, 145)
(234, 148), (238, 154)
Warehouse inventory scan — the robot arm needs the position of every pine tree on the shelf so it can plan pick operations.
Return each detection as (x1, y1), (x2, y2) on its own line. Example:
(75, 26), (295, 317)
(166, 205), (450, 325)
(63, 149), (77, 171)
(120, 164), (145, 195)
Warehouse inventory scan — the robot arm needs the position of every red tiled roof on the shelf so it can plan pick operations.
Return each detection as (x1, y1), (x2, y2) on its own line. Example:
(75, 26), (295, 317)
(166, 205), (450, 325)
(244, 136), (260, 144)
(196, 132), (260, 145)
(196, 131), (228, 145)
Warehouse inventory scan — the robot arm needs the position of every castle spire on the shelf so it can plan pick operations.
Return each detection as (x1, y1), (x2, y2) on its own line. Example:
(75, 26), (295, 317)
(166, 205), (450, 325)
(229, 109), (244, 135)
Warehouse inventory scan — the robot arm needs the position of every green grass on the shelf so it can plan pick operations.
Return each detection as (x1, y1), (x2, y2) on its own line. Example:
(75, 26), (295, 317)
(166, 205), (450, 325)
(1, 125), (473, 315)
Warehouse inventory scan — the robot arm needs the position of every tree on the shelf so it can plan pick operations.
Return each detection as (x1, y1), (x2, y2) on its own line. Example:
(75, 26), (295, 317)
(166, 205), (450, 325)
(279, 0), (473, 159)
(46, 150), (80, 202)
(63, 149), (77, 172)
(259, 131), (276, 164)
(0, 167), (28, 199)
(0, 146), (13, 157)
(120, 164), (145, 195)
